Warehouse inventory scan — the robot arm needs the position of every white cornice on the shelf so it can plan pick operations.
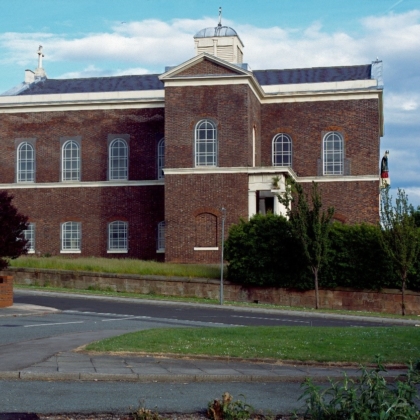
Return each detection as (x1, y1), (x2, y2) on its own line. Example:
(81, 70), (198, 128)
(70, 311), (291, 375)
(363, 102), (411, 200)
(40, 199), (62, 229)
(164, 167), (379, 183)
(0, 91), (164, 113)
(0, 180), (164, 189)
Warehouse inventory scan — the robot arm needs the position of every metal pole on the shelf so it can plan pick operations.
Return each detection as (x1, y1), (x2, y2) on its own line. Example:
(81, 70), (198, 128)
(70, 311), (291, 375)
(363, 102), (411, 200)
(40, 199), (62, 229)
(220, 207), (226, 305)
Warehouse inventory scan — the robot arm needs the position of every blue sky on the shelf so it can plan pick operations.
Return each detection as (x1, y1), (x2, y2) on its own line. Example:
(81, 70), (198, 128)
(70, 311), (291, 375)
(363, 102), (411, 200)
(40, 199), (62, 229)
(1, 0), (419, 206)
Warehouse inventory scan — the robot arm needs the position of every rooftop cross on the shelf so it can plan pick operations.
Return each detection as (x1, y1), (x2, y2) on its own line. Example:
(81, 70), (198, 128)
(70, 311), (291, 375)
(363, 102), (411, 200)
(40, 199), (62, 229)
(37, 45), (44, 69)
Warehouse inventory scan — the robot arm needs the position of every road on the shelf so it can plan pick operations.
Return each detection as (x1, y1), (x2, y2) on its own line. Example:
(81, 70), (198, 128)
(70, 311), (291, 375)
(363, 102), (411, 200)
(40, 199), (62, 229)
(0, 289), (412, 415)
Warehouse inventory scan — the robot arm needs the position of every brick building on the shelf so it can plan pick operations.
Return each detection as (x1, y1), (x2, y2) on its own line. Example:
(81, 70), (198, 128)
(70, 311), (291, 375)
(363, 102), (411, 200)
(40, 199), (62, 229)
(0, 24), (384, 263)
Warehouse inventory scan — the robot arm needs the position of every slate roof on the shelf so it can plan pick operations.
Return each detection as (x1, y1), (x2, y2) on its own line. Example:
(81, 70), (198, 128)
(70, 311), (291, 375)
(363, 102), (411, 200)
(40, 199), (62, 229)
(253, 64), (372, 85)
(16, 64), (372, 95)
(18, 74), (164, 95)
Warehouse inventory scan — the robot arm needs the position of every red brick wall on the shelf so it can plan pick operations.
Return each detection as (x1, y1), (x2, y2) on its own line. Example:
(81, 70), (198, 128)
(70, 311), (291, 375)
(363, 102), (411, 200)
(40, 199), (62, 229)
(299, 181), (379, 224)
(0, 108), (165, 183)
(0, 276), (13, 308)
(165, 84), (251, 169)
(261, 99), (381, 176)
(165, 173), (249, 263)
(5, 186), (164, 259)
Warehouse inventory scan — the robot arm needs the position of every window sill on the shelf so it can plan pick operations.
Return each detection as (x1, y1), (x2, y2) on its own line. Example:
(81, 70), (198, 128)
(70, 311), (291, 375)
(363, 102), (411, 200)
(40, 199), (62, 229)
(156, 249), (165, 253)
(107, 250), (128, 253)
(194, 247), (219, 251)
(60, 250), (81, 254)
(27, 250), (35, 254)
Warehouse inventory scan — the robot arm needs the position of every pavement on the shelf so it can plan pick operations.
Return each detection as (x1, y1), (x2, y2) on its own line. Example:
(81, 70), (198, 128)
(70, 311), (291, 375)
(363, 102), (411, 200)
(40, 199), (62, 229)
(0, 303), (412, 384)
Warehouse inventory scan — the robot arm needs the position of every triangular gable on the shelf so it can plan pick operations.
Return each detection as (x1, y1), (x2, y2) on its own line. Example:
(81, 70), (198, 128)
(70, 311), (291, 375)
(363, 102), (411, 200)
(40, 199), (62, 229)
(159, 53), (251, 81)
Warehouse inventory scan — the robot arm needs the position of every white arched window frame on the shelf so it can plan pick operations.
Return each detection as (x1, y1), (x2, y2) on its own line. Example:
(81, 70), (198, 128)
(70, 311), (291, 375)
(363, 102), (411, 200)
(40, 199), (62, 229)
(157, 221), (165, 252)
(195, 120), (217, 167)
(272, 134), (292, 167)
(157, 138), (165, 180)
(17, 142), (35, 182)
(108, 221), (128, 253)
(61, 222), (81, 253)
(24, 223), (35, 253)
(109, 138), (128, 180)
(323, 132), (344, 175)
(62, 140), (80, 181)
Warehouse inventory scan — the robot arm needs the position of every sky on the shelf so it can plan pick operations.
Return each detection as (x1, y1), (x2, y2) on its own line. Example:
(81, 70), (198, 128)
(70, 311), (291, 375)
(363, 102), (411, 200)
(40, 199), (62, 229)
(0, 0), (419, 207)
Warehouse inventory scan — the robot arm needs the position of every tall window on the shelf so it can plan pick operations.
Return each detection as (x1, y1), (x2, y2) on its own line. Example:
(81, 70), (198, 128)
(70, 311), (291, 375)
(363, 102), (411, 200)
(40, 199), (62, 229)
(62, 140), (80, 181)
(108, 221), (128, 252)
(109, 138), (128, 180)
(157, 138), (165, 180)
(24, 223), (35, 253)
(157, 221), (165, 252)
(17, 142), (35, 182)
(272, 134), (292, 166)
(61, 222), (81, 252)
(195, 120), (217, 167)
(323, 132), (344, 175)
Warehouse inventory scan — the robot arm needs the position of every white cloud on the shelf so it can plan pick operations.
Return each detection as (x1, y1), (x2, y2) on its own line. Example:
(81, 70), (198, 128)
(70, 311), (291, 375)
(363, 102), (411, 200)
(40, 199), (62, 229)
(58, 65), (150, 79)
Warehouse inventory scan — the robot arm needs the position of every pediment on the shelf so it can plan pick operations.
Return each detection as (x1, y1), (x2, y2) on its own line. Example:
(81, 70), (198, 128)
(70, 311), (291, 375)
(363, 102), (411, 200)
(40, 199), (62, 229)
(159, 53), (251, 81)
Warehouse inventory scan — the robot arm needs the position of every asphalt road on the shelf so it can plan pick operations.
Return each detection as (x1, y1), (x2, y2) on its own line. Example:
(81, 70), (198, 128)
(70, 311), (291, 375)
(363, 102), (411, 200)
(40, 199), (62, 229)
(13, 289), (401, 328)
(0, 380), (304, 415)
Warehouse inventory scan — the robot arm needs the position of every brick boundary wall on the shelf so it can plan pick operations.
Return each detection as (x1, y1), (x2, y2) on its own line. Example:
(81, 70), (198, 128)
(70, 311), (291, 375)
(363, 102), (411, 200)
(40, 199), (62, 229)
(0, 276), (13, 308)
(4, 268), (420, 315)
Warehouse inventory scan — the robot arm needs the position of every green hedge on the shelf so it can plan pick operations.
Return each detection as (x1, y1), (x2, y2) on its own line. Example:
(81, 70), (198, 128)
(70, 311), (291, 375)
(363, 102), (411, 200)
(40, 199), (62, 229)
(225, 214), (420, 291)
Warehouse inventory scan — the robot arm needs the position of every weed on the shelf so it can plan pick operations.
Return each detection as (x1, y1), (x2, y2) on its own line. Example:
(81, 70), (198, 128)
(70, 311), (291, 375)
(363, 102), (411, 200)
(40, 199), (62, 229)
(208, 392), (253, 420)
(131, 406), (163, 420)
(299, 357), (420, 419)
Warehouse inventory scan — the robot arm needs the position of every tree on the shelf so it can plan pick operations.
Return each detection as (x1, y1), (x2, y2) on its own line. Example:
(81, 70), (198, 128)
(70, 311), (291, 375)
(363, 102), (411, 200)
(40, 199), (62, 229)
(278, 180), (334, 309)
(379, 186), (420, 315)
(0, 191), (28, 270)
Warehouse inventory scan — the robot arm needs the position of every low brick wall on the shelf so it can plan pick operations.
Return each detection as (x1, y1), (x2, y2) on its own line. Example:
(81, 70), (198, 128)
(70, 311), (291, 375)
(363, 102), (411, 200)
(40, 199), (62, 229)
(5, 267), (420, 315)
(0, 276), (13, 308)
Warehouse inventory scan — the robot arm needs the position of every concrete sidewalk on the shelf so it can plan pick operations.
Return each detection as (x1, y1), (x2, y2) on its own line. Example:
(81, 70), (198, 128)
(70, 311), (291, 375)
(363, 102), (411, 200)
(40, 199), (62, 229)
(0, 302), (410, 384)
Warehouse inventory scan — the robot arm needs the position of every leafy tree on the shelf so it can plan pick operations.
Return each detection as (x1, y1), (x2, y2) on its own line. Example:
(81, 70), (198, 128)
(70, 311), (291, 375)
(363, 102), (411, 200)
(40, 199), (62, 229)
(379, 186), (420, 315)
(0, 191), (28, 270)
(278, 180), (334, 309)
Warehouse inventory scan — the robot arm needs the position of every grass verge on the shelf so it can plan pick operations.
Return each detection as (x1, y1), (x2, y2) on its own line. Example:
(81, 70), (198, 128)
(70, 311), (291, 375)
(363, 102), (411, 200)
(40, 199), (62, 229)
(84, 326), (420, 364)
(9, 256), (220, 279)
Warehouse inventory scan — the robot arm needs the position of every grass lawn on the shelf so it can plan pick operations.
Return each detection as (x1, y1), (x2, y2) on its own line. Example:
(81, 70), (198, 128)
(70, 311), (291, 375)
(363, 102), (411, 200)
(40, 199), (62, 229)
(10, 256), (220, 279)
(84, 326), (420, 364)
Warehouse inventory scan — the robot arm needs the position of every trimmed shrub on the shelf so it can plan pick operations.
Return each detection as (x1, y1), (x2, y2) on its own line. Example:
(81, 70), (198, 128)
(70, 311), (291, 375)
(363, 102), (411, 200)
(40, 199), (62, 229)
(225, 213), (311, 288)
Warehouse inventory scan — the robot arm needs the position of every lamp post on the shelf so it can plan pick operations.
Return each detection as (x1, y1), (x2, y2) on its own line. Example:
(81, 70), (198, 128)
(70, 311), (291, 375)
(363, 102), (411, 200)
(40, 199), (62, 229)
(220, 207), (226, 305)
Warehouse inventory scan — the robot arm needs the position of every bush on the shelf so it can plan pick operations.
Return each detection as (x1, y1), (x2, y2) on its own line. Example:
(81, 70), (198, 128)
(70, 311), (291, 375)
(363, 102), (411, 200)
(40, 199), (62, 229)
(225, 213), (311, 289)
(299, 359), (420, 419)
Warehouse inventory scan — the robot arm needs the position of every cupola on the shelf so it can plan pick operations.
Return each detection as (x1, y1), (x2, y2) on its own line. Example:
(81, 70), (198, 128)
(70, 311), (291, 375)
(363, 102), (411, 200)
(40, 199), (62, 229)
(194, 8), (244, 64)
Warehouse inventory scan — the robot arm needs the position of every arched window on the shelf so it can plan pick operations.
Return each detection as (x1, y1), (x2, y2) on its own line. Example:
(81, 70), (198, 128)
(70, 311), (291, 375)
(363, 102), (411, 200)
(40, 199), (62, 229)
(109, 138), (128, 180)
(157, 221), (165, 252)
(17, 142), (35, 182)
(61, 222), (81, 252)
(157, 138), (165, 180)
(323, 132), (344, 175)
(272, 134), (292, 167)
(108, 221), (128, 252)
(195, 120), (217, 167)
(62, 140), (80, 181)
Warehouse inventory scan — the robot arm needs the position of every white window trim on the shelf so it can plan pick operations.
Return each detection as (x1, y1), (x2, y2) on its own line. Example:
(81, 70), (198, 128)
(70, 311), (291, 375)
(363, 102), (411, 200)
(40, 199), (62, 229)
(323, 131), (344, 175)
(62, 140), (81, 182)
(109, 138), (129, 181)
(61, 222), (81, 252)
(194, 247), (219, 251)
(195, 119), (217, 167)
(272, 133), (292, 167)
(157, 138), (165, 180)
(17, 142), (35, 183)
(108, 221), (128, 252)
